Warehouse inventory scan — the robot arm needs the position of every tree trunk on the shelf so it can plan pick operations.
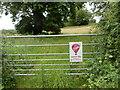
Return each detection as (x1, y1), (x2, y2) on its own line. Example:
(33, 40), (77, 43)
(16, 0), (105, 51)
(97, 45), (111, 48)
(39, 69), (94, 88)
(33, 9), (45, 35)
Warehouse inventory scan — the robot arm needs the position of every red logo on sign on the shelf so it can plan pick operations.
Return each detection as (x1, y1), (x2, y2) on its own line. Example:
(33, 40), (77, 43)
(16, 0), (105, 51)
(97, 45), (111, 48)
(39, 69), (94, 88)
(72, 44), (80, 55)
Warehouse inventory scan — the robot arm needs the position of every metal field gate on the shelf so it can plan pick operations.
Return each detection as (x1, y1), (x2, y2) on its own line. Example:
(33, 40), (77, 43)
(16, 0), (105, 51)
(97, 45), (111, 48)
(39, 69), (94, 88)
(2, 34), (103, 76)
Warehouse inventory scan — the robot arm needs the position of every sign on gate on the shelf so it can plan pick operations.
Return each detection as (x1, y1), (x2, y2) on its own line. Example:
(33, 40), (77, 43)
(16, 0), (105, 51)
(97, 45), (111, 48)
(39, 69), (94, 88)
(69, 42), (82, 62)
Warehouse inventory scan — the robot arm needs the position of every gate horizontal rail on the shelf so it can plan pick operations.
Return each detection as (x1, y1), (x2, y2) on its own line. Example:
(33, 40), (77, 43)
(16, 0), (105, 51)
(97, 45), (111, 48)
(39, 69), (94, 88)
(12, 68), (90, 71)
(4, 52), (100, 56)
(2, 34), (103, 38)
(1, 43), (104, 47)
(7, 58), (95, 62)
(14, 73), (88, 76)
(66, 73), (88, 75)
(8, 63), (90, 67)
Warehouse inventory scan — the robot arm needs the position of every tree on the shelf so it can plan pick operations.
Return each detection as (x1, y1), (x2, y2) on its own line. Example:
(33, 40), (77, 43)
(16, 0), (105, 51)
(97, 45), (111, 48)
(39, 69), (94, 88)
(1, 2), (84, 35)
(65, 3), (91, 26)
(75, 9), (91, 26)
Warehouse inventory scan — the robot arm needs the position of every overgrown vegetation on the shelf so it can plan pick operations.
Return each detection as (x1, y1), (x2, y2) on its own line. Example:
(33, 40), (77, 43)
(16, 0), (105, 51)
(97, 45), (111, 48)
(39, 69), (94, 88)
(84, 2), (119, 88)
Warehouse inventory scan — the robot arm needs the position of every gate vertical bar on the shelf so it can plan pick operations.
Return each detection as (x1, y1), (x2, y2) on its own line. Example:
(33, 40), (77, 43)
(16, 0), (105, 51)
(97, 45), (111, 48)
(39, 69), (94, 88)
(0, 30), (2, 87)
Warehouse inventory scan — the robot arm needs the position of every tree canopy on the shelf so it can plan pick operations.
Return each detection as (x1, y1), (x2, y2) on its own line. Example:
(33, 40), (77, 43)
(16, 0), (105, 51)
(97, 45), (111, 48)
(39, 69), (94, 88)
(1, 2), (84, 35)
(75, 8), (91, 26)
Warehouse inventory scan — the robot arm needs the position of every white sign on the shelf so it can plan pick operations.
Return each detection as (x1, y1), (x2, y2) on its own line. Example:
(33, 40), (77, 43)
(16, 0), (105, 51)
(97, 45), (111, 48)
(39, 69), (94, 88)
(69, 42), (82, 62)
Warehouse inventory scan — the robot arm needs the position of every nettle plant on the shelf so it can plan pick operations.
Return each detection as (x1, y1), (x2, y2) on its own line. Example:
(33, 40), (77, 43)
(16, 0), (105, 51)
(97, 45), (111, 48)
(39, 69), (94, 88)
(84, 2), (119, 88)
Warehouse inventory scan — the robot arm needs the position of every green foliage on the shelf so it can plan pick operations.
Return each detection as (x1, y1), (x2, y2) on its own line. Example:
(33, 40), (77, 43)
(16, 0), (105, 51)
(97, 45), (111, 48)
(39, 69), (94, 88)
(68, 2), (84, 26)
(75, 9), (91, 26)
(15, 16), (36, 35)
(89, 19), (96, 24)
(2, 39), (16, 88)
(2, 56), (16, 88)
(65, 8), (91, 26)
(84, 2), (119, 88)
(45, 23), (61, 34)
(84, 59), (118, 88)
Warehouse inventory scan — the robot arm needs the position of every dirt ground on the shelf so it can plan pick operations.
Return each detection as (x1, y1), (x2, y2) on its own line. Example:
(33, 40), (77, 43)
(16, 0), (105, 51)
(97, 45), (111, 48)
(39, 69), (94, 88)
(61, 25), (96, 34)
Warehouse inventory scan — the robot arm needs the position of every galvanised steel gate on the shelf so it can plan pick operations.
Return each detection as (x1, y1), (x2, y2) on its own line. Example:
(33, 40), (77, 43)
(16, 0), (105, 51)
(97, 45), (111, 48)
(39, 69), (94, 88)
(2, 34), (103, 76)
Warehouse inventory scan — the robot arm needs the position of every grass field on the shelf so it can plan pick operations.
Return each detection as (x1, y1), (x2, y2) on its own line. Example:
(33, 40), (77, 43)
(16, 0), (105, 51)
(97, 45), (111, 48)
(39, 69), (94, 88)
(2, 25), (102, 88)
(61, 25), (97, 34)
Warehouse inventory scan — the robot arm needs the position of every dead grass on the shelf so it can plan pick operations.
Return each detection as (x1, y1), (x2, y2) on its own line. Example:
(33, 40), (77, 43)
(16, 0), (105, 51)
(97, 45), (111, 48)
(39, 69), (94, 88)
(61, 25), (97, 34)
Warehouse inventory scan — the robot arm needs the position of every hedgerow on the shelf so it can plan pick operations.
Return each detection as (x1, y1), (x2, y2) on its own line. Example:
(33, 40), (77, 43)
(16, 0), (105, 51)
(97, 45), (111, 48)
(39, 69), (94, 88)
(84, 2), (119, 88)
